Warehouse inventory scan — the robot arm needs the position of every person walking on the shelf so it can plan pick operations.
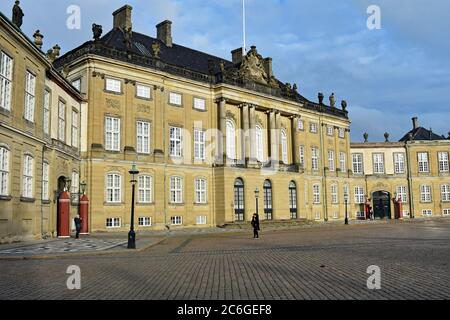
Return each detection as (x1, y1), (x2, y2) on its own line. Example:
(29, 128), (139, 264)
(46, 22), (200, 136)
(251, 213), (260, 239)
(74, 214), (83, 240)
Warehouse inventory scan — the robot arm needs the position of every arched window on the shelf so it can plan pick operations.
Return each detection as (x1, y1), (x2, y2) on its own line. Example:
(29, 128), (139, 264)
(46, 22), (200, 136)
(0, 147), (10, 196)
(264, 180), (273, 220)
(255, 125), (264, 162)
(234, 178), (245, 221)
(226, 120), (236, 160)
(281, 130), (288, 164)
(289, 181), (298, 219)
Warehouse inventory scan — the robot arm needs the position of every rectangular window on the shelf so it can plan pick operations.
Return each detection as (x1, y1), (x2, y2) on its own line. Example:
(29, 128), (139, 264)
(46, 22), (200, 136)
(170, 177), (183, 204)
(136, 84), (151, 99)
(106, 78), (121, 93)
(105, 117), (121, 151)
(58, 100), (66, 141)
(394, 153), (406, 174)
(22, 155), (33, 198)
(331, 185), (338, 204)
(311, 147), (319, 171)
(169, 92), (182, 106)
(420, 185), (432, 203)
(297, 119), (304, 131)
(106, 174), (121, 203)
(310, 122), (318, 134)
(136, 121), (151, 154)
(333, 212), (339, 219)
(0, 147), (10, 196)
(327, 126), (334, 136)
(72, 79), (81, 91)
(0, 51), (13, 111)
(418, 153), (429, 173)
(194, 129), (206, 160)
(356, 211), (365, 219)
(339, 128), (345, 139)
(171, 216), (182, 225)
(441, 185), (450, 202)
(422, 210), (433, 217)
(71, 110), (78, 148)
(106, 218), (121, 228)
(313, 184), (321, 204)
(24, 71), (36, 122)
(71, 171), (79, 195)
(438, 152), (449, 172)
(339, 152), (346, 172)
(138, 176), (152, 203)
(299, 146), (305, 168)
(195, 178), (207, 204)
(138, 217), (152, 227)
(354, 186), (365, 204)
(42, 162), (49, 201)
(373, 153), (385, 174)
(443, 209), (450, 216)
(396, 186), (408, 203)
(352, 154), (363, 174)
(328, 150), (335, 171)
(43, 90), (50, 135)
(315, 212), (321, 220)
(196, 216), (207, 225)
(193, 97), (206, 110)
(169, 126), (183, 157)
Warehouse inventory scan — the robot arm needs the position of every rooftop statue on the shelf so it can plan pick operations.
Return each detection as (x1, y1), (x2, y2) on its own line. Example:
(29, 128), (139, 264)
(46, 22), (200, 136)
(12, 0), (24, 28)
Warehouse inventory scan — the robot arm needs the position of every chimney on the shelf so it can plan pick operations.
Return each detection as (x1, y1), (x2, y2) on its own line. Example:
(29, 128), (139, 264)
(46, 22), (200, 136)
(412, 117), (419, 130)
(113, 5), (132, 30)
(156, 20), (173, 47)
(264, 57), (273, 78)
(231, 48), (244, 65)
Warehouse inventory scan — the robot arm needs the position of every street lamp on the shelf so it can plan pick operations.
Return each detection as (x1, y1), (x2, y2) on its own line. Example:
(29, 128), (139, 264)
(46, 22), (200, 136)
(128, 164), (139, 249)
(80, 181), (87, 195)
(254, 187), (260, 216)
(344, 190), (349, 225)
(65, 177), (72, 193)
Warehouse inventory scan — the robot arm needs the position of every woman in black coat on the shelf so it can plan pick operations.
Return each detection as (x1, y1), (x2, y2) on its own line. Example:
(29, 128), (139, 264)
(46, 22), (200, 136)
(74, 214), (83, 239)
(251, 213), (260, 239)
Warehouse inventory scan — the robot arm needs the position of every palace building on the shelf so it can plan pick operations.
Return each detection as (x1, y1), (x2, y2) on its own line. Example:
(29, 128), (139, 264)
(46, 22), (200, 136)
(0, 4), (449, 241)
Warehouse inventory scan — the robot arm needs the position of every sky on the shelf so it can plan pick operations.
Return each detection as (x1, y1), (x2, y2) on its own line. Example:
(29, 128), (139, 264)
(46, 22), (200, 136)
(2, 0), (449, 142)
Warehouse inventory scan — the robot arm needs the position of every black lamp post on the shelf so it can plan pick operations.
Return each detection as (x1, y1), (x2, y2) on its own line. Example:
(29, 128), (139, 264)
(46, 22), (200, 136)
(65, 177), (72, 193)
(254, 187), (260, 216)
(344, 190), (349, 225)
(80, 181), (87, 195)
(128, 164), (139, 249)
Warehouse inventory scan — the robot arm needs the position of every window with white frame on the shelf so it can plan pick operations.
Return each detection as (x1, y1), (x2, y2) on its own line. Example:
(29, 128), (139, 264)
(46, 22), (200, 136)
(313, 184), (321, 204)
(193, 97), (206, 111)
(328, 150), (335, 171)
(137, 121), (151, 154)
(443, 209), (450, 216)
(256, 125), (264, 162)
(195, 178), (207, 204)
(171, 216), (182, 225)
(170, 177), (183, 204)
(71, 110), (78, 148)
(106, 218), (121, 228)
(422, 210), (433, 217)
(106, 78), (121, 93)
(354, 186), (365, 204)
(315, 212), (321, 220)
(58, 100), (66, 142)
(0, 51), (13, 111)
(396, 186), (408, 203)
(72, 78), (81, 91)
(310, 122), (318, 133)
(105, 117), (121, 151)
(418, 153), (429, 173)
(196, 216), (207, 225)
(441, 184), (450, 202)
(169, 126), (182, 157)
(71, 171), (79, 195)
(438, 152), (449, 172)
(43, 90), (50, 135)
(297, 119), (304, 131)
(327, 126), (333, 136)
(373, 153), (385, 174)
(333, 212), (339, 219)
(281, 130), (288, 164)
(311, 147), (319, 171)
(226, 120), (236, 159)
(343, 185), (350, 203)
(136, 84), (151, 99)
(169, 92), (182, 106)
(339, 128), (345, 139)
(0, 147), (9, 196)
(194, 129), (206, 160)
(356, 211), (365, 219)
(24, 71), (36, 122)
(138, 217), (152, 227)
(42, 162), (49, 201)
(22, 155), (33, 198)
(299, 146), (305, 168)
(106, 173), (121, 203)
(138, 175), (152, 203)
(331, 184), (338, 204)
(339, 152), (346, 172)
(352, 154), (363, 174)
(394, 153), (406, 174)
(420, 185), (432, 203)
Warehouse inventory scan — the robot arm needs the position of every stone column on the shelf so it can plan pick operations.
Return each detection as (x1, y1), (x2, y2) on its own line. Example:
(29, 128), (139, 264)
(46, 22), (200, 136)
(217, 98), (227, 164)
(242, 104), (250, 163)
(249, 105), (257, 164)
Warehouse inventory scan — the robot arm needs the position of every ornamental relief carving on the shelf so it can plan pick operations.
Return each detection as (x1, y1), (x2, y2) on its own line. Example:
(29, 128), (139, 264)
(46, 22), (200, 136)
(106, 98), (121, 110)
(226, 110), (237, 123)
(137, 104), (150, 114)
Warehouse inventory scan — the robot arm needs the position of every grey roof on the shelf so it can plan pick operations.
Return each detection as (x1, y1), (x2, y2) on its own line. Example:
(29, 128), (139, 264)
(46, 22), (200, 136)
(399, 127), (447, 142)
